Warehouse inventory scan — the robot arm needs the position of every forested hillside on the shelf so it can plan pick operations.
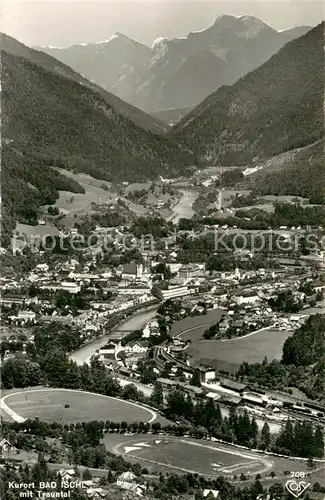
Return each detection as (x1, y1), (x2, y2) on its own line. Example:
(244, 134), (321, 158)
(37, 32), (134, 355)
(238, 314), (325, 400)
(252, 140), (325, 202)
(173, 23), (324, 166)
(1, 49), (193, 244)
(1, 33), (169, 134)
(1, 146), (85, 246)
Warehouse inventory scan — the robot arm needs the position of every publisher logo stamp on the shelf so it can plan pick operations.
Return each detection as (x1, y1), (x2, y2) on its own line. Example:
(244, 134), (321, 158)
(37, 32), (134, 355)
(285, 479), (310, 498)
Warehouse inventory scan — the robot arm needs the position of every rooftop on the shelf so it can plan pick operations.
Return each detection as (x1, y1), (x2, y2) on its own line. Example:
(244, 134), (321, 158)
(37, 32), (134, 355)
(220, 379), (247, 392)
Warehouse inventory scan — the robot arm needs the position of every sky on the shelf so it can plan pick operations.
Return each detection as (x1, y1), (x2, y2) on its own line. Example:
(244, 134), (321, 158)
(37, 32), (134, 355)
(3, 0), (324, 48)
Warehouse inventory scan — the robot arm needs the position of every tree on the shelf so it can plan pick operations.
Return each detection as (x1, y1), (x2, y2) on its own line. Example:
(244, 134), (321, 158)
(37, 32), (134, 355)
(250, 417), (258, 446)
(151, 422), (162, 433)
(82, 469), (92, 480)
(185, 394), (194, 420)
(260, 422), (271, 450)
(268, 483), (284, 497)
(32, 453), (49, 484)
(250, 479), (264, 498)
(236, 410), (251, 446)
(276, 419), (294, 454)
(107, 470), (114, 483)
(154, 262), (173, 280)
(150, 381), (164, 407)
(190, 369), (201, 387)
(120, 421), (128, 432)
(167, 389), (188, 419)
(122, 384), (141, 402)
(314, 425), (324, 458)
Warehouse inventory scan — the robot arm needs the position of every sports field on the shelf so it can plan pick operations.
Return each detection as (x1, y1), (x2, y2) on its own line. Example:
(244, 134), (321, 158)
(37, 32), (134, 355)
(170, 310), (293, 373)
(109, 436), (272, 476)
(105, 434), (325, 486)
(1, 388), (157, 424)
(171, 309), (225, 339)
(185, 328), (293, 373)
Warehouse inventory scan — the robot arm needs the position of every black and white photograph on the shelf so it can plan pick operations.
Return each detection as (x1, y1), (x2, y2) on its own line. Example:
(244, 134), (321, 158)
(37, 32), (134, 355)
(0, 1), (324, 499)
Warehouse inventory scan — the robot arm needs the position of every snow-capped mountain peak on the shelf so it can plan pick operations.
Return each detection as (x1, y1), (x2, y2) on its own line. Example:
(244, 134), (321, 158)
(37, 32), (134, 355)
(96, 33), (121, 44)
(237, 15), (271, 36)
(152, 37), (169, 49)
(211, 14), (272, 38)
(94, 32), (139, 46)
(151, 37), (169, 63)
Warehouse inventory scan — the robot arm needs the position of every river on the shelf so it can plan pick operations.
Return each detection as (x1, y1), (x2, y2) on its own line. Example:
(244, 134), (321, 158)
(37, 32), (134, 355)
(68, 308), (157, 366)
(68, 306), (282, 432)
(168, 190), (198, 223)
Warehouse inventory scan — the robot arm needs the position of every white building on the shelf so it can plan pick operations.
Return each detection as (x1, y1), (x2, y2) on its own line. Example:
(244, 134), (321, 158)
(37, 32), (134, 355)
(154, 285), (191, 300)
(116, 471), (137, 484)
(142, 319), (159, 338)
(86, 487), (108, 499)
(233, 292), (260, 305)
(117, 482), (146, 496)
(0, 439), (12, 457)
(178, 264), (202, 279)
(18, 310), (36, 320)
(116, 472), (147, 496)
(59, 282), (81, 293)
(40, 282), (81, 294)
(203, 490), (219, 498)
(242, 391), (270, 407)
(57, 469), (76, 482)
(124, 341), (149, 354)
(35, 263), (49, 273)
(199, 366), (216, 383)
(98, 342), (118, 361)
(118, 286), (150, 296)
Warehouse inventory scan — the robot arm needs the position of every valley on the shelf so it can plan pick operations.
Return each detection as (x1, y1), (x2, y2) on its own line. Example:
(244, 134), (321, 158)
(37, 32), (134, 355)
(1, 10), (324, 500)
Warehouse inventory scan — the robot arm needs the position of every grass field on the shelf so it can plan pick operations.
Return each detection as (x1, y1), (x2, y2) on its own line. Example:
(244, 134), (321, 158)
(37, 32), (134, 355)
(15, 223), (61, 237)
(110, 436), (272, 476)
(2, 389), (156, 424)
(171, 312), (293, 374)
(54, 171), (116, 214)
(186, 328), (293, 373)
(106, 435), (325, 485)
(171, 309), (225, 338)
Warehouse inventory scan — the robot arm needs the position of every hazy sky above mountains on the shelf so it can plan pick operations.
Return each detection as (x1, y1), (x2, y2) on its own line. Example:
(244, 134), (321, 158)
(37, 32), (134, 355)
(4, 0), (324, 47)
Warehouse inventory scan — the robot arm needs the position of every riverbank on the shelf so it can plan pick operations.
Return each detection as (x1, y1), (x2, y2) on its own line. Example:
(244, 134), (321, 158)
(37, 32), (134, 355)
(69, 306), (157, 365)
(69, 303), (285, 431)
(167, 190), (198, 223)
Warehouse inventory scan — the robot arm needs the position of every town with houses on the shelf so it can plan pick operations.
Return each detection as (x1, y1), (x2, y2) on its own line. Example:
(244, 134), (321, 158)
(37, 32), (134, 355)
(1, 4), (325, 500)
(2, 205), (325, 416)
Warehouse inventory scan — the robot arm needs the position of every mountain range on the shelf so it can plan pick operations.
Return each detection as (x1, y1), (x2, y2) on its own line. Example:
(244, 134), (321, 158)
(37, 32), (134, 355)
(1, 34), (168, 134)
(172, 22), (324, 167)
(40, 15), (311, 113)
(2, 20), (323, 244)
(1, 37), (193, 244)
